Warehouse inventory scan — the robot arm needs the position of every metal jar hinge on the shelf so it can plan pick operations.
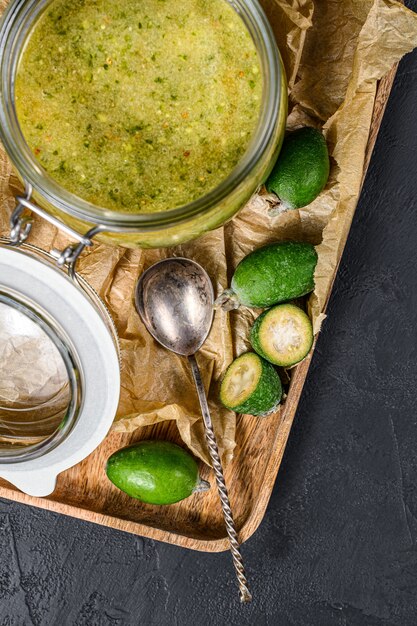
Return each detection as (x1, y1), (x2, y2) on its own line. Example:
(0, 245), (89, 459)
(9, 184), (105, 277)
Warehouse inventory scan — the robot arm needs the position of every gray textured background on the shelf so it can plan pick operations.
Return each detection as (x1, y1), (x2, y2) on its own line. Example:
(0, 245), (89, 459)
(2, 6), (417, 625)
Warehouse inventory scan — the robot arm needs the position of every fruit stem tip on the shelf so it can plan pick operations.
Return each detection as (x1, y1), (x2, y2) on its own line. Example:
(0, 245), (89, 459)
(213, 288), (241, 311)
(193, 478), (211, 493)
(268, 200), (293, 217)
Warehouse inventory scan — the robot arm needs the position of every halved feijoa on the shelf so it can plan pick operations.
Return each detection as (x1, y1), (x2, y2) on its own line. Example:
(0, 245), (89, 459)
(220, 352), (282, 416)
(251, 303), (313, 367)
(106, 440), (209, 505)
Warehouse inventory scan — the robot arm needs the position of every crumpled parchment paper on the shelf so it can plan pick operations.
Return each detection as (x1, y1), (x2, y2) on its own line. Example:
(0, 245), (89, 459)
(1, 0), (416, 465)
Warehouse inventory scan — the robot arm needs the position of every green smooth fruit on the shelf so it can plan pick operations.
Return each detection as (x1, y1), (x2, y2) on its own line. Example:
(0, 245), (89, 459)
(266, 127), (330, 211)
(251, 303), (313, 367)
(215, 241), (317, 310)
(220, 352), (282, 416)
(106, 440), (209, 505)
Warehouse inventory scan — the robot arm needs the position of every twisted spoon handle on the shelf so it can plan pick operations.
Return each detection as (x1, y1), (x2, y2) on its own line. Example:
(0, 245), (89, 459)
(188, 354), (252, 603)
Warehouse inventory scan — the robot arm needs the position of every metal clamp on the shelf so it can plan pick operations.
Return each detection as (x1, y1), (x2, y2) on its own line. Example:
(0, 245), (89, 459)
(10, 184), (105, 277)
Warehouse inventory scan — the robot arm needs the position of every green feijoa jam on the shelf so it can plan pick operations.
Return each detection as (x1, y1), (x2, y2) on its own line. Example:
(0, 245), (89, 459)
(106, 440), (209, 505)
(266, 127), (330, 211)
(15, 0), (262, 214)
(220, 352), (282, 416)
(216, 241), (318, 310)
(251, 303), (313, 367)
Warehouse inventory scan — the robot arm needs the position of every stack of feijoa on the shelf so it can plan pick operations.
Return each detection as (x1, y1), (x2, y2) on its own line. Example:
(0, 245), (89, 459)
(219, 127), (330, 417)
(217, 242), (317, 416)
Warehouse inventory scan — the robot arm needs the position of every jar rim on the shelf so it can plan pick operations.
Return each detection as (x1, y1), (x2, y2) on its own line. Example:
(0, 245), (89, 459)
(0, 0), (283, 230)
(0, 239), (121, 468)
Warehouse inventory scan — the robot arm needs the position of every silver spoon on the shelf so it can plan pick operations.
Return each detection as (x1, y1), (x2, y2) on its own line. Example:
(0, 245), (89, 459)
(135, 257), (252, 603)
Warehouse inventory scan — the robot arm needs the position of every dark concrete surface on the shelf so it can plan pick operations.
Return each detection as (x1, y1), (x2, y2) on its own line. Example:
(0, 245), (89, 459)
(2, 7), (417, 626)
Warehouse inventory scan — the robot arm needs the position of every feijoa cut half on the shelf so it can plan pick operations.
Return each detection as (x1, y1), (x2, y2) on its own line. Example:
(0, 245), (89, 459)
(251, 303), (313, 367)
(215, 241), (318, 311)
(220, 352), (282, 416)
(106, 440), (210, 505)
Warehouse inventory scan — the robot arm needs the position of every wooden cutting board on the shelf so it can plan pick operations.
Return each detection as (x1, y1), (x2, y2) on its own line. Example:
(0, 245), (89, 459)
(0, 62), (398, 551)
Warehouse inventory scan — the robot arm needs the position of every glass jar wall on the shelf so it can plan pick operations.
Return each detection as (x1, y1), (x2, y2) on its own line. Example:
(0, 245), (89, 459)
(0, 0), (287, 248)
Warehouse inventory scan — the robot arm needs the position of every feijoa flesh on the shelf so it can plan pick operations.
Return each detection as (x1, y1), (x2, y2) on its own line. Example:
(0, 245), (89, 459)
(215, 241), (317, 311)
(106, 440), (209, 505)
(266, 127), (330, 212)
(251, 303), (313, 367)
(220, 352), (282, 416)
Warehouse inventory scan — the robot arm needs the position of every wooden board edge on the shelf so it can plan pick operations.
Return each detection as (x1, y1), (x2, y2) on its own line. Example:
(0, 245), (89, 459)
(0, 484), (232, 552)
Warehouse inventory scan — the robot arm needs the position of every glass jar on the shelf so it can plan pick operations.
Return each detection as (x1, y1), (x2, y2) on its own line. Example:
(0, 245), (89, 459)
(0, 238), (120, 496)
(0, 0), (287, 249)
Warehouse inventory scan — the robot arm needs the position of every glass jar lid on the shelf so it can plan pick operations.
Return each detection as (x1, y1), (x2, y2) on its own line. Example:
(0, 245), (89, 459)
(0, 239), (120, 495)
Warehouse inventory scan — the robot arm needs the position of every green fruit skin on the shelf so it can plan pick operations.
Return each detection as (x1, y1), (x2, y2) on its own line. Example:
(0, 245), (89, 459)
(266, 127), (330, 209)
(106, 440), (200, 505)
(250, 305), (314, 367)
(220, 353), (282, 417)
(232, 241), (317, 308)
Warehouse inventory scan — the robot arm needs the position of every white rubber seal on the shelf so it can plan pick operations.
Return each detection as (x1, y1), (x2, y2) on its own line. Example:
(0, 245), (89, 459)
(0, 245), (120, 496)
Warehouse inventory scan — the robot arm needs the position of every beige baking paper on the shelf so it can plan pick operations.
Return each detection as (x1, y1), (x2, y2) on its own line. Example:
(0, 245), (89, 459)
(1, 0), (417, 465)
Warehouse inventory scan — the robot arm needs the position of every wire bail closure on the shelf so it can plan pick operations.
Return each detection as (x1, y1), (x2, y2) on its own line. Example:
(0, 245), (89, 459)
(9, 183), (104, 277)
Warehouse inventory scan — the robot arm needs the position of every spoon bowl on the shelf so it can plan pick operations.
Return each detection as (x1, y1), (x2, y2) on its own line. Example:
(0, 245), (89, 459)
(135, 257), (214, 356)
